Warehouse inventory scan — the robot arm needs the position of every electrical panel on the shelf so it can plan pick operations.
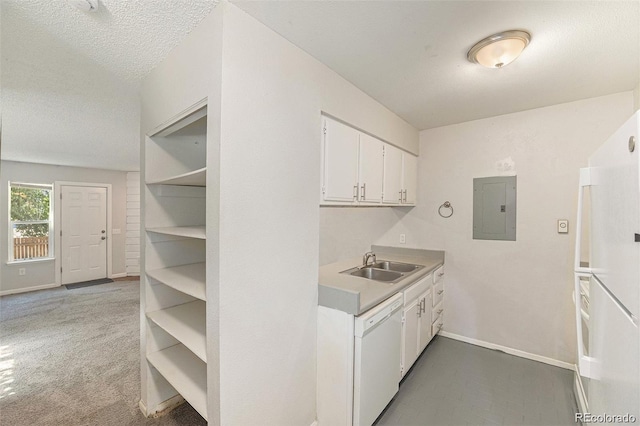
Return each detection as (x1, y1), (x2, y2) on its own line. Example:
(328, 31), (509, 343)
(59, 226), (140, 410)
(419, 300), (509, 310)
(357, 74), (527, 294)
(473, 176), (517, 241)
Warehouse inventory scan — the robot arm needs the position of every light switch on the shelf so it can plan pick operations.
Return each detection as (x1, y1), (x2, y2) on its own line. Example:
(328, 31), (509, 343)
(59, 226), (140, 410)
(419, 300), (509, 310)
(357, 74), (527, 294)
(558, 220), (568, 234)
(399, 234), (406, 244)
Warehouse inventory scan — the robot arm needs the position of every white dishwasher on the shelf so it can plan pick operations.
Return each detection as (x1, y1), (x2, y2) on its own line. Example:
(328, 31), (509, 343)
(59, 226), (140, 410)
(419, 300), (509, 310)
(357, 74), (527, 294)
(353, 293), (403, 426)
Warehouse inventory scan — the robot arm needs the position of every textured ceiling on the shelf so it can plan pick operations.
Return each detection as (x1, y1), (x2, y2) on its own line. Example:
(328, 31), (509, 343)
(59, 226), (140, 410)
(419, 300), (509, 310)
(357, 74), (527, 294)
(2, 1), (638, 171)
(234, 0), (640, 130)
(1, 0), (218, 171)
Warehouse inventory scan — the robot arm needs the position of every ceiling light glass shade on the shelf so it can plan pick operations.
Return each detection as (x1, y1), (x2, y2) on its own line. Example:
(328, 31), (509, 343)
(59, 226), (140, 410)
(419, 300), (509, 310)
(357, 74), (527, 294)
(467, 30), (531, 68)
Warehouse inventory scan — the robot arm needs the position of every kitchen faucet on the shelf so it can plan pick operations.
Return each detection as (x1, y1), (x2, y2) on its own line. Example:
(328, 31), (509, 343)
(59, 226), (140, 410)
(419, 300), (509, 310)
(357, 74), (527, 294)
(363, 251), (376, 266)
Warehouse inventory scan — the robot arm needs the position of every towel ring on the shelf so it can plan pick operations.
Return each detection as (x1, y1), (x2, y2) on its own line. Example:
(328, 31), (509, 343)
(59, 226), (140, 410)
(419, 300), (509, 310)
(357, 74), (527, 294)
(438, 201), (453, 218)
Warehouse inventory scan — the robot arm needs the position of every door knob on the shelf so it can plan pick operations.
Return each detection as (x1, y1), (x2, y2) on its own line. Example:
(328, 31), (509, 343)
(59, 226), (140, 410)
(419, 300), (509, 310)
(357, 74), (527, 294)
(101, 230), (106, 233)
(101, 236), (106, 240)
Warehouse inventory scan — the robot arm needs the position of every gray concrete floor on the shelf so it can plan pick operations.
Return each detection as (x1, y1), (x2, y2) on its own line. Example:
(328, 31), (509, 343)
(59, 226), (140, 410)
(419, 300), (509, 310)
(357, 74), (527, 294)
(376, 336), (577, 426)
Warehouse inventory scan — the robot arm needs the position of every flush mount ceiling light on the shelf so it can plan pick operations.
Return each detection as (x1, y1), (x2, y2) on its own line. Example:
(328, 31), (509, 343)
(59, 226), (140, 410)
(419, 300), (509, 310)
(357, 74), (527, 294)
(467, 30), (531, 68)
(68, 0), (99, 13)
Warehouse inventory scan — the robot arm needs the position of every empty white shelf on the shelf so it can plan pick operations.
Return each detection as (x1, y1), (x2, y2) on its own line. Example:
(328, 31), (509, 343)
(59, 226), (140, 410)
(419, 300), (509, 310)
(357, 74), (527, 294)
(147, 167), (206, 186)
(147, 344), (207, 420)
(147, 263), (205, 301)
(147, 301), (206, 362)
(146, 226), (206, 239)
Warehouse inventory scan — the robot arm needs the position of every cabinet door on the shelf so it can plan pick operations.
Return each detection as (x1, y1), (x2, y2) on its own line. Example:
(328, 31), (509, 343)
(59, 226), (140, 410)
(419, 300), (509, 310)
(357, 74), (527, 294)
(418, 291), (433, 351)
(401, 300), (420, 377)
(322, 117), (359, 203)
(402, 153), (418, 205)
(383, 144), (403, 204)
(358, 133), (384, 203)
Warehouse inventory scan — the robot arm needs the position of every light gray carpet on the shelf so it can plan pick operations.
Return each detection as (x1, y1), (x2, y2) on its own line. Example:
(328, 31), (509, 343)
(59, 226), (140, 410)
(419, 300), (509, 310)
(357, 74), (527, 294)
(0, 281), (206, 426)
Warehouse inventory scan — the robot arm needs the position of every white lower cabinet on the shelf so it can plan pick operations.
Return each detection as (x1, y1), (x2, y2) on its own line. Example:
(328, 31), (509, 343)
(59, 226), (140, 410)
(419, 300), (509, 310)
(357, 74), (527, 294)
(418, 290), (433, 352)
(401, 274), (433, 377)
(401, 298), (420, 375)
(400, 266), (445, 378)
(431, 265), (445, 338)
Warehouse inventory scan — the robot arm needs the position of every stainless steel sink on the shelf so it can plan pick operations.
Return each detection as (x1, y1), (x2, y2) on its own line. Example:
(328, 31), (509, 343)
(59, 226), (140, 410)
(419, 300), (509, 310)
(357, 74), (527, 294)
(349, 268), (402, 282)
(366, 261), (420, 273)
(340, 259), (424, 284)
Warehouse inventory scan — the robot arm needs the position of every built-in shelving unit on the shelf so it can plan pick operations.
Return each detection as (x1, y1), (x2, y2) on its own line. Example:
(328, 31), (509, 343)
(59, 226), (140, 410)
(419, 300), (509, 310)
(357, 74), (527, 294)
(147, 301), (207, 361)
(146, 226), (206, 240)
(146, 263), (205, 301)
(147, 344), (208, 419)
(143, 107), (209, 419)
(147, 167), (207, 187)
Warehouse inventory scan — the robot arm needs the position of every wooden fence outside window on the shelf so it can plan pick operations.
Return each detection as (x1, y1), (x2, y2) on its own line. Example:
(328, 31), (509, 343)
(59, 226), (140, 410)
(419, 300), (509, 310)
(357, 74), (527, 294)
(13, 237), (49, 260)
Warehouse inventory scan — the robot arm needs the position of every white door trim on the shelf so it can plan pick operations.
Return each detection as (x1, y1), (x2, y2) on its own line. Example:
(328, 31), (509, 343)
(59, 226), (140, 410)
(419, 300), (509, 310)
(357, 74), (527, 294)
(54, 181), (112, 286)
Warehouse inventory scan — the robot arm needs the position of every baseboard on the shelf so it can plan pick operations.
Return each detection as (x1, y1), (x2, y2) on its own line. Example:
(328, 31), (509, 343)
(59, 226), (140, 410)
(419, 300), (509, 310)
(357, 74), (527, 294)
(573, 371), (588, 414)
(110, 272), (127, 279)
(439, 331), (575, 371)
(127, 273), (141, 277)
(138, 400), (148, 417)
(145, 394), (185, 418)
(0, 282), (59, 296)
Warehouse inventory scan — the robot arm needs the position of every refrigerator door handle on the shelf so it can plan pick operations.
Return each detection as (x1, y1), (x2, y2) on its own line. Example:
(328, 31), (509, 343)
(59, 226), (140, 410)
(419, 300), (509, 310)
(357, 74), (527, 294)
(574, 167), (592, 274)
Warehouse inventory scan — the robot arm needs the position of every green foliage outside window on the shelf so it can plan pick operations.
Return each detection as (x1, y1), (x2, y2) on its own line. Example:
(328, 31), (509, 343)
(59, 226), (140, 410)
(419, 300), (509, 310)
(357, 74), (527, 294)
(10, 186), (51, 237)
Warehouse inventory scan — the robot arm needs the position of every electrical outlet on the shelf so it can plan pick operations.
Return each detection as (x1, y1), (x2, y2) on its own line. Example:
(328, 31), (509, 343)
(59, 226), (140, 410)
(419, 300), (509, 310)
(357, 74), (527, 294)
(558, 219), (569, 234)
(19, 268), (26, 276)
(399, 234), (406, 244)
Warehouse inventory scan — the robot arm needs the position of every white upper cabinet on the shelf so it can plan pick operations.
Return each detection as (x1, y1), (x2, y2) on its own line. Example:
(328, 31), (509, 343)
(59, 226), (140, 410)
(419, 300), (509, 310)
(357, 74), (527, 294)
(382, 144), (403, 205)
(322, 116), (360, 203)
(321, 115), (417, 206)
(402, 153), (418, 205)
(358, 133), (384, 203)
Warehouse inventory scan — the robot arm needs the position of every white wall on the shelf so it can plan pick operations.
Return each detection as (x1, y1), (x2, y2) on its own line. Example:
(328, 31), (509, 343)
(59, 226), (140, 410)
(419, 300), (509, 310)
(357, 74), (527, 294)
(0, 160), (128, 294)
(634, 80), (640, 110)
(215, 4), (418, 425)
(319, 207), (411, 266)
(373, 92), (635, 364)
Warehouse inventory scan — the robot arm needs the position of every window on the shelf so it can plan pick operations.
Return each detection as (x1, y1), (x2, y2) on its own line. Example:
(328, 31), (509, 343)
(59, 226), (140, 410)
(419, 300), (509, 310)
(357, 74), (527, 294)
(9, 183), (54, 262)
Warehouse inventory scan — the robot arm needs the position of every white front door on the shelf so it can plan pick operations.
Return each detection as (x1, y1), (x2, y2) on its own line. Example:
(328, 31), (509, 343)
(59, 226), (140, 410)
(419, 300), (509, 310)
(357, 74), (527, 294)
(61, 186), (107, 284)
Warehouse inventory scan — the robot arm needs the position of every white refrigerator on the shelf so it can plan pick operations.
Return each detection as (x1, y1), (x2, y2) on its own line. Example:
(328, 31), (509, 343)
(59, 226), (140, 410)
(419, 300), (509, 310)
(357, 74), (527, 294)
(574, 111), (639, 420)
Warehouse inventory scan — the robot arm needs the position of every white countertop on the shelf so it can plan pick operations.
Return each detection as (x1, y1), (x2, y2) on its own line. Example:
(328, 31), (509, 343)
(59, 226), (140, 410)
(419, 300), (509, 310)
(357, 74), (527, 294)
(318, 246), (445, 315)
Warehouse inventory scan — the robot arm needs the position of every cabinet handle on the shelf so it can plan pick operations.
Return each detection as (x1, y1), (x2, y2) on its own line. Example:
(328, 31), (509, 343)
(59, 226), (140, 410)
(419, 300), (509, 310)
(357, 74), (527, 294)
(437, 309), (443, 314)
(438, 272), (444, 277)
(353, 185), (359, 201)
(403, 189), (407, 203)
(399, 190), (403, 203)
(360, 183), (366, 200)
(416, 307), (421, 318)
(437, 290), (444, 295)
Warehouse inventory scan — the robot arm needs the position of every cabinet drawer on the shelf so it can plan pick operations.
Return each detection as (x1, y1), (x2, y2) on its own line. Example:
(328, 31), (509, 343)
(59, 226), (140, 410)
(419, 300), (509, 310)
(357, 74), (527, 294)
(433, 265), (444, 284)
(432, 319), (443, 336)
(403, 274), (431, 305)
(433, 281), (444, 307)
(432, 300), (443, 324)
